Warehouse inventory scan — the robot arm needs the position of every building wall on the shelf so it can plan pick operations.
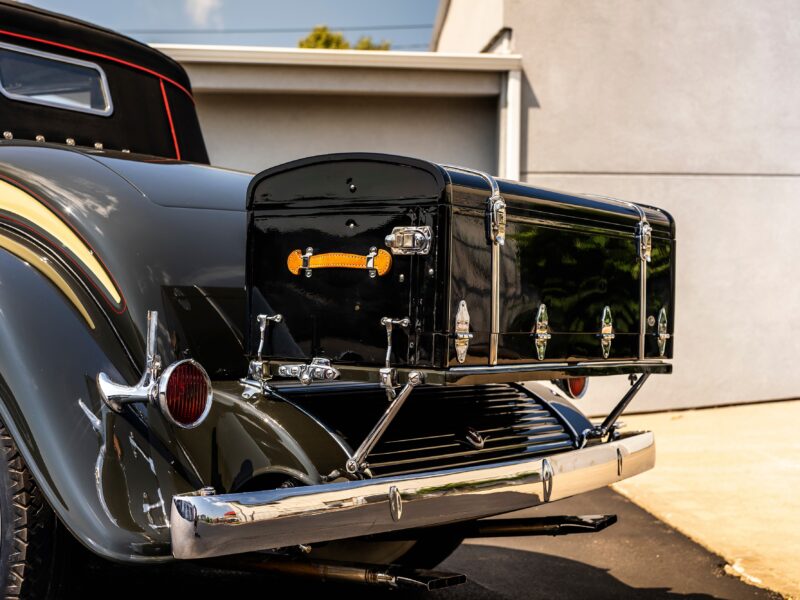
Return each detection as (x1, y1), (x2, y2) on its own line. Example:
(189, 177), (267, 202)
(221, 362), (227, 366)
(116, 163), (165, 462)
(435, 0), (505, 53)
(195, 93), (498, 175)
(436, 0), (800, 412)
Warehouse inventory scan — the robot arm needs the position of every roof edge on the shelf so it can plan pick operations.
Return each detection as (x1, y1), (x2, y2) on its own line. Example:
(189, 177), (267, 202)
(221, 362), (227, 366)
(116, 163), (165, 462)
(152, 44), (522, 72)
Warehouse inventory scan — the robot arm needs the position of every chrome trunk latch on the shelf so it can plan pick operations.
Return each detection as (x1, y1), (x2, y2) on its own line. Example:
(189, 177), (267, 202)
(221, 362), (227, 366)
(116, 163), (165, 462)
(657, 307), (670, 356)
(532, 304), (551, 360)
(379, 316), (410, 399)
(454, 300), (473, 364)
(599, 305), (615, 359)
(384, 226), (432, 255)
(637, 221), (652, 263)
(487, 193), (507, 246)
(278, 358), (340, 385)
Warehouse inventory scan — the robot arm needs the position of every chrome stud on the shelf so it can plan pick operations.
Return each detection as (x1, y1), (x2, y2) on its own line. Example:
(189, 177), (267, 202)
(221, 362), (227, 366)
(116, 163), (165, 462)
(532, 304), (551, 360)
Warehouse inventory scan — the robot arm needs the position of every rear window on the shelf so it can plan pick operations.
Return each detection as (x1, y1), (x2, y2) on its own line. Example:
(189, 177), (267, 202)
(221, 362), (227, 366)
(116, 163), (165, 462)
(0, 41), (112, 116)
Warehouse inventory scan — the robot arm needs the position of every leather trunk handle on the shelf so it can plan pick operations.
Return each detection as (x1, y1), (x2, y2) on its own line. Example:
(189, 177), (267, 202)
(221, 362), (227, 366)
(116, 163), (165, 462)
(287, 247), (392, 277)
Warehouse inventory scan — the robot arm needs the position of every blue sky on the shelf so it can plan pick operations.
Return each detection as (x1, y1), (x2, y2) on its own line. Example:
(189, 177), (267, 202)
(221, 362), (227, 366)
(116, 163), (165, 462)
(22, 0), (439, 50)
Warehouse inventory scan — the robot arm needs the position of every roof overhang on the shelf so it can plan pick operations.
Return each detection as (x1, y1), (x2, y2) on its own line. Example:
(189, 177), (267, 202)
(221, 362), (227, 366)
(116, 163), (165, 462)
(152, 44), (521, 97)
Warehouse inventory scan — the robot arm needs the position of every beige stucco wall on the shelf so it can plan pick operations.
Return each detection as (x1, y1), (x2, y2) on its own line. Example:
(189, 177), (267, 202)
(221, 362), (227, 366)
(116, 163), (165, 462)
(436, 0), (505, 53)
(195, 93), (497, 175)
(435, 0), (800, 410)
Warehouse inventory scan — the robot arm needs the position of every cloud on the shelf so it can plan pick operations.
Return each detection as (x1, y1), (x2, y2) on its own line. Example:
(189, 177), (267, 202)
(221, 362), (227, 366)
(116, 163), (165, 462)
(184, 0), (223, 28)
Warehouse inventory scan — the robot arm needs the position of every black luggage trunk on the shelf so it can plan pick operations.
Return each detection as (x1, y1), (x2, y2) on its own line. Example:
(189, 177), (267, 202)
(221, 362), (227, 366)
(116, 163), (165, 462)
(246, 153), (675, 385)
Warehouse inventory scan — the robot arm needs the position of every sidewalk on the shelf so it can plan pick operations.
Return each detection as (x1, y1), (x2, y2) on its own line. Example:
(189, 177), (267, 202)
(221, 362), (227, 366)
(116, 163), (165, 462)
(613, 400), (800, 599)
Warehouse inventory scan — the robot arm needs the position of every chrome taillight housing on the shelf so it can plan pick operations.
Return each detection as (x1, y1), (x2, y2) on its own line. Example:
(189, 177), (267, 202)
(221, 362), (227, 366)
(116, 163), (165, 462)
(157, 359), (213, 429)
(98, 311), (213, 429)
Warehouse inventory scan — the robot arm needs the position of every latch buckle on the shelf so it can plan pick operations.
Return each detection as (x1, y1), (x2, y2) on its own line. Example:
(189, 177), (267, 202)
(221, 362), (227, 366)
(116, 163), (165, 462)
(598, 305), (615, 359)
(384, 226), (432, 255)
(277, 357), (340, 385)
(454, 300), (473, 364)
(379, 316), (410, 398)
(657, 307), (670, 356)
(487, 194), (507, 246)
(532, 304), (551, 360)
(637, 222), (652, 263)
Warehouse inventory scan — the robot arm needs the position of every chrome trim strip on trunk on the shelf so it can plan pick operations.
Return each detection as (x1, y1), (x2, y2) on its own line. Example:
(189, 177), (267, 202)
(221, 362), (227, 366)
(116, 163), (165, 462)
(442, 164), (503, 366)
(170, 431), (655, 560)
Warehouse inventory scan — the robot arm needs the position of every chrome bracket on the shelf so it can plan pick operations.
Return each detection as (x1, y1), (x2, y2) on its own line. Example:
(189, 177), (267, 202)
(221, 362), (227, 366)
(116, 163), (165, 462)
(384, 226), (432, 255)
(532, 304), (551, 360)
(300, 247), (314, 278)
(366, 246), (378, 278)
(582, 373), (650, 444)
(637, 221), (653, 263)
(488, 193), (507, 246)
(657, 307), (670, 357)
(97, 311), (161, 411)
(277, 357), (340, 385)
(243, 313), (283, 394)
(599, 305), (615, 359)
(454, 300), (473, 364)
(345, 370), (424, 475)
(379, 316), (410, 399)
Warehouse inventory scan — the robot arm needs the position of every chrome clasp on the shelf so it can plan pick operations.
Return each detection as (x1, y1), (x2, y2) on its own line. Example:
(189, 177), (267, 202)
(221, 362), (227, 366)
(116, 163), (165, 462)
(488, 194), (506, 246)
(380, 316), (410, 399)
(300, 247), (314, 278)
(532, 304), (551, 360)
(454, 300), (473, 364)
(598, 305), (615, 359)
(246, 313), (282, 383)
(277, 357), (340, 385)
(657, 307), (670, 357)
(384, 226), (432, 255)
(637, 221), (652, 263)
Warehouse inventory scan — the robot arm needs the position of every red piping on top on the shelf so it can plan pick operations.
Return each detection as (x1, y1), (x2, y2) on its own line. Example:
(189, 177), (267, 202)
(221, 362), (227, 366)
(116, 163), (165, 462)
(160, 80), (181, 160)
(0, 28), (194, 102)
(0, 173), (127, 314)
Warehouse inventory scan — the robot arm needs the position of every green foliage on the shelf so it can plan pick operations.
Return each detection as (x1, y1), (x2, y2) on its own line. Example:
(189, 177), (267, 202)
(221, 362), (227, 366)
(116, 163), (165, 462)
(298, 26), (390, 51)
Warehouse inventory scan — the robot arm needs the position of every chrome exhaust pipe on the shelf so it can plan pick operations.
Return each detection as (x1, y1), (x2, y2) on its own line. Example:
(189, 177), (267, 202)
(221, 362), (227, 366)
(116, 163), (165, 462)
(218, 556), (466, 591)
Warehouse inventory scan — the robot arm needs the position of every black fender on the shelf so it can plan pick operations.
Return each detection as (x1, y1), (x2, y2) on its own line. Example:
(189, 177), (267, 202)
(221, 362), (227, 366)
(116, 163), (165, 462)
(0, 146), (350, 562)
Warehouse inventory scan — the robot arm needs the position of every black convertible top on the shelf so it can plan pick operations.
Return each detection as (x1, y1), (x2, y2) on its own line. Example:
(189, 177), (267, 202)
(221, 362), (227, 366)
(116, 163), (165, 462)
(0, 1), (208, 162)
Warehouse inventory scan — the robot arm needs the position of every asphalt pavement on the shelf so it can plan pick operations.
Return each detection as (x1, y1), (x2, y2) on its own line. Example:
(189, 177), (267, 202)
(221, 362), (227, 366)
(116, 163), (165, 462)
(76, 488), (780, 599)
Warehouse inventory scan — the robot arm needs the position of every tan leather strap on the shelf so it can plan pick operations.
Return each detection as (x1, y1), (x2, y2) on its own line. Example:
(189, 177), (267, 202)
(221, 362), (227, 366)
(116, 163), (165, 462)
(287, 248), (392, 276)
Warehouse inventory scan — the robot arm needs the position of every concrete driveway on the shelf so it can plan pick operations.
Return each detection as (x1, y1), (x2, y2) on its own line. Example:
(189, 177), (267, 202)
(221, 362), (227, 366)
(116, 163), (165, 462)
(70, 488), (778, 599)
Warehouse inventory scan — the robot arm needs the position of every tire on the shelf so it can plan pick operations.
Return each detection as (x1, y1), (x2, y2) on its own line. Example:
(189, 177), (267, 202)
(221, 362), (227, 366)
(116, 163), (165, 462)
(0, 422), (72, 599)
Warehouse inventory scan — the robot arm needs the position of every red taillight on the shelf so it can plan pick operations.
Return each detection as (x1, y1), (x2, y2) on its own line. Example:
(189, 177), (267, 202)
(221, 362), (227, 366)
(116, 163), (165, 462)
(157, 359), (212, 428)
(567, 377), (587, 399)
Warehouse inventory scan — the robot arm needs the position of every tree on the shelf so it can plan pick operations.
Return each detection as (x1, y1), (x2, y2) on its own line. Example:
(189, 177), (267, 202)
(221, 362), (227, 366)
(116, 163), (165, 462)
(298, 26), (390, 51)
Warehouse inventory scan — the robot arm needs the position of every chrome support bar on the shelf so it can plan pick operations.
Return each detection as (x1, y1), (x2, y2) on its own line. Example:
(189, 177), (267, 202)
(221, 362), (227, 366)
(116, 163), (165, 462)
(170, 431), (655, 560)
(584, 372), (650, 442)
(379, 316), (410, 399)
(345, 370), (424, 474)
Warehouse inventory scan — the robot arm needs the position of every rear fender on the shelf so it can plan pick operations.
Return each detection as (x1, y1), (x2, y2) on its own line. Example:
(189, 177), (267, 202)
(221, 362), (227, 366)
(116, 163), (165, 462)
(0, 231), (349, 562)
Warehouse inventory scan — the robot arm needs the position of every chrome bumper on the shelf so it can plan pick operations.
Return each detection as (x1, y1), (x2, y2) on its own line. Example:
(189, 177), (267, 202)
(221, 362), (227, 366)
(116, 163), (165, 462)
(170, 431), (655, 559)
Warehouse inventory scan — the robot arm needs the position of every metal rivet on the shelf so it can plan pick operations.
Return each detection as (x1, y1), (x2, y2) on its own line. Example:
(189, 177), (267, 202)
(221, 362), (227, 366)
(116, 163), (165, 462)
(122, 148), (130, 153)
(65, 138), (76, 146)
(349, 184), (357, 193)
(35, 135), (45, 142)
(94, 142), (104, 150)
(428, 268), (435, 276)
(398, 274), (405, 283)
(647, 315), (656, 327)
(2, 131), (12, 140)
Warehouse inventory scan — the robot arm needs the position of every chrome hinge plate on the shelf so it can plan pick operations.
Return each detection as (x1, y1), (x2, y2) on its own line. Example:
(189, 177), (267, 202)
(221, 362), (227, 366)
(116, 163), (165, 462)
(532, 304), (551, 360)
(599, 305), (615, 359)
(637, 222), (652, 263)
(454, 300), (473, 364)
(277, 357), (340, 385)
(487, 194), (507, 246)
(384, 226), (432, 255)
(657, 307), (670, 357)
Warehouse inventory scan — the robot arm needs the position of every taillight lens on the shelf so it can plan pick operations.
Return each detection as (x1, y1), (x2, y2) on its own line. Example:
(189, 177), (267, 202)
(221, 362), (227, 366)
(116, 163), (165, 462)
(567, 377), (588, 399)
(157, 359), (213, 428)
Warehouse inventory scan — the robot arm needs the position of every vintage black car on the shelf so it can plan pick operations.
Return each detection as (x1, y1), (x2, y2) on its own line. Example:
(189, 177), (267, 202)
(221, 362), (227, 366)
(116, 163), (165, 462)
(0, 2), (674, 596)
